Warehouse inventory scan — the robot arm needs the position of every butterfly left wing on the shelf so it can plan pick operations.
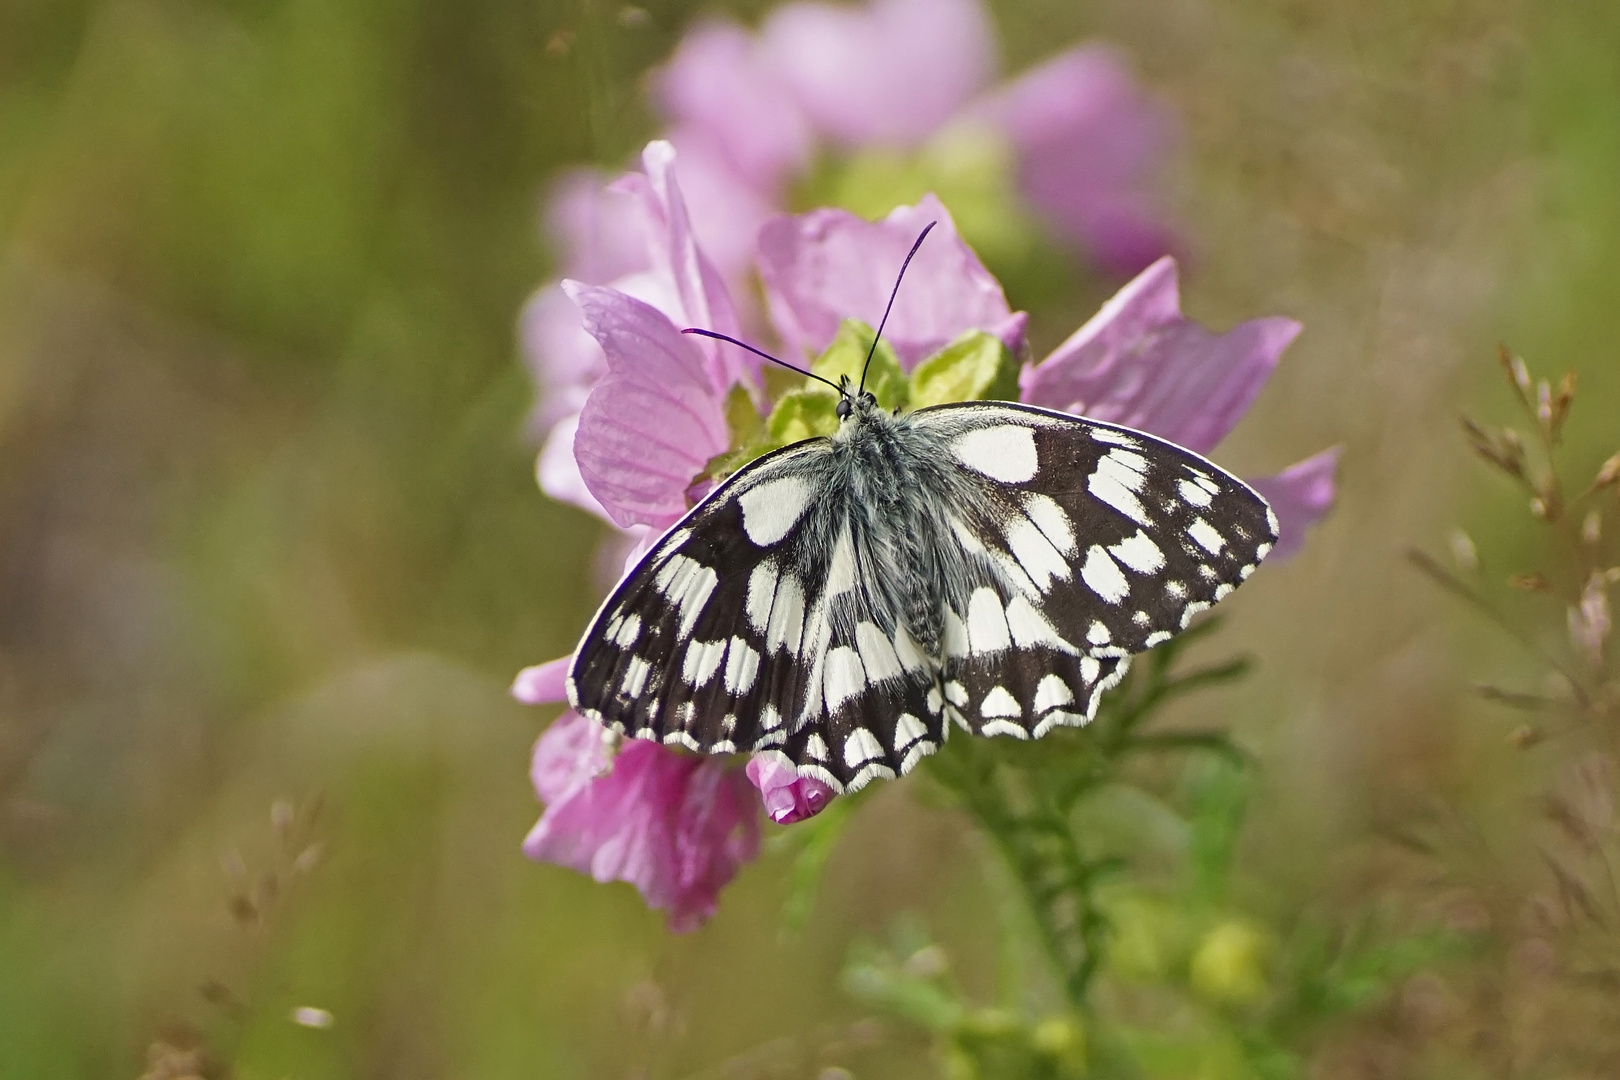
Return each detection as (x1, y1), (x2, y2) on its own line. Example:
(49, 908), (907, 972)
(912, 400), (1277, 739)
(568, 438), (949, 794)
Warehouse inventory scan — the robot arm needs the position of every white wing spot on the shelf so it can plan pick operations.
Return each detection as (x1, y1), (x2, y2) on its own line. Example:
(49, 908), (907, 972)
(1090, 428), (1140, 448)
(724, 637), (760, 694)
(1187, 518), (1226, 555)
(655, 555), (719, 638)
(1034, 674), (1074, 713)
(745, 561), (778, 633)
(1005, 516), (1071, 590)
(825, 525), (857, 597)
(981, 686), (1022, 718)
(893, 625), (928, 673)
(1086, 621), (1112, 645)
(1190, 471), (1220, 495)
(843, 727), (886, 768)
(1081, 546), (1130, 604)
(894, 713), (928, 750)
(943, 607), (970, 658)
(823, 646), (867, 712)
(855, 622), (904, 683)
(967, 587), (1012, 654)
(805, 733), (830, 761)
(1178, 478), (1215, 508)
(709, 740), (736, 754)
(620, 656), (651, 699)
(1022, 493), (1076, 554)
(1255, 542), (1273, 561)
(1005, 595), (1074, 651)
(926, 686), (943, 715)
(1144, 631), (1172, 647)
(765, 573), (806, 653)
(738, 475), (813, 546)
(1110, 530), (1166, 574)
(944, 681), (969, 706)
(663, 731), (701, 751)
(1088, 463), (1152, 527)
(1080, 656), (1101, 683)
(1214, 583), (1234, 600)
(953, 425), (1039, 483)
(682, 639), (727, 688)
(981, 719), (1028, 739)
(1165, 580), (1188, 600)
(902, 741), (937, 773)
(761, 703), (784, 731)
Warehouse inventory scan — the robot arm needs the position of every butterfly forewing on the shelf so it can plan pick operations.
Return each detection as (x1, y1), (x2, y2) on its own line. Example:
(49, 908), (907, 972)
(569, 398), (1276, 794)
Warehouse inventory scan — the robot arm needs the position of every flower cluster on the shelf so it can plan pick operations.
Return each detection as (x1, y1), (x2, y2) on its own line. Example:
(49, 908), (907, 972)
(514, 138), (1337, 932)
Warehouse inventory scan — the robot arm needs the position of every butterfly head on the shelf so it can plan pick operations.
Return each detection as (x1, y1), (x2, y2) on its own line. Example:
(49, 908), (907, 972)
(834, 377), (878, 422)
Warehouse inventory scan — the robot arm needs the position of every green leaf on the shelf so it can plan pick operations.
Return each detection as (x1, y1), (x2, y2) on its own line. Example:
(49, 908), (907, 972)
(909, 330), (1021, 408)
(810, 319), (909, 411)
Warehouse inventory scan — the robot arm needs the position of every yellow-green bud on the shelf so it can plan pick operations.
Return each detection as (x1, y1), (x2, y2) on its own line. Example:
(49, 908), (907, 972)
(1188, 920), (1272, 1005)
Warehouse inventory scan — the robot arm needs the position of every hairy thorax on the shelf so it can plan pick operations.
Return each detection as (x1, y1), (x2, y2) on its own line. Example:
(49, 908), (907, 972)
(823, 399), (983, 658)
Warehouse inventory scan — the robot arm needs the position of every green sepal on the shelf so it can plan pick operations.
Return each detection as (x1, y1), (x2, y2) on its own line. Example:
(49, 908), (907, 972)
(695, 385), (770, 485)
(767, 389), (840, 446)
(810, 319), (909, 411)
(909, 329), (1021, 408)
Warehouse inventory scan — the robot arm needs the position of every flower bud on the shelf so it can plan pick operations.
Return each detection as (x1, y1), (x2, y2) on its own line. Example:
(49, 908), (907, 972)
(1189, 920), (1273, 1005)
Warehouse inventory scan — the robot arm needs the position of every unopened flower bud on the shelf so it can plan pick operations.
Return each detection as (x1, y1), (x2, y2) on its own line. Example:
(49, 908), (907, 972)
(1189, 920), (1272, 1005)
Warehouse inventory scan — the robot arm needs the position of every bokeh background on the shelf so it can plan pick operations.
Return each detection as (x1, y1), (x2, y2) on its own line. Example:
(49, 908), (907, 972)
(3, 0), (1620, 1076)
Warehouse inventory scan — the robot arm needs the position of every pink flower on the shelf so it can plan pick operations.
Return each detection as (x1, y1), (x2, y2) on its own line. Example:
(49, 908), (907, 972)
(523, 711), (760, 933)
(649, 0), (1173, 275)
(758, 195), (1024, 368)
(968, 46), (1177, 275)
(528, 141), (754, 531)
(746, 755), (836, 825)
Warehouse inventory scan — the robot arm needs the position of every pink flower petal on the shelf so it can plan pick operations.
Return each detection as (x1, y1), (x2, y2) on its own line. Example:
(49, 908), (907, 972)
(745, 754), (836, 824)
(544, 169), (654, 284)
(759, 0), (994, 148)
(538, 413), (617, 525)
(660, 129), (781, 296)
(971, 45), (1177, 275)
(565, 282), (730, 530)
(1247, 448), (1340, 561)
(655, 20), (813, 191)
(512, 656), (572, 706)
(758, 194), (1014, 369)
(521, 284), (606, 436)
(613, 141), (754, 395)
(1021, 257), (1300, 455)
(524, 716), (760, 933)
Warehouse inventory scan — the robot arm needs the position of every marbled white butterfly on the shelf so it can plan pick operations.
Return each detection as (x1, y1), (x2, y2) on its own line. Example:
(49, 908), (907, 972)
(567, 225), (1277, 794)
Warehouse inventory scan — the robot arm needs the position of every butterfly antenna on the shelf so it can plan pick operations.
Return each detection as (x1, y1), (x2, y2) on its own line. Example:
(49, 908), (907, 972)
(859, 220), (937, 396)
(682, 328), (843, 394)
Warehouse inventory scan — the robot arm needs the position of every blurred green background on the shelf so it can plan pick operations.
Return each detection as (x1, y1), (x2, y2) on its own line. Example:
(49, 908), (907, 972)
(3, 0), (1620, 1076)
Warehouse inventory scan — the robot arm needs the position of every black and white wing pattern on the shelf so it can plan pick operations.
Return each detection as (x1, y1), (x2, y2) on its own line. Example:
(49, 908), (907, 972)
(567, 398), (1277, 794)
(905, 401), (1276, 743)
(567, 439), (951, 793)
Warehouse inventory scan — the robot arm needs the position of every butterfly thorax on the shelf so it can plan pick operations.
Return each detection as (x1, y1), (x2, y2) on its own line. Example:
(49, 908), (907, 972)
(818, 393), (984, 659)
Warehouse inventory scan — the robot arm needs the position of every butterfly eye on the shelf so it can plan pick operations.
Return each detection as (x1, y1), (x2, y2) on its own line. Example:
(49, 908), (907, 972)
(836, 398), (853, 420)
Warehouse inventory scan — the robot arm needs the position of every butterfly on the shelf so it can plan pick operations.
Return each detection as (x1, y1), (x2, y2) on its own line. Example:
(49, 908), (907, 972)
(566, 225), (1277, 795)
